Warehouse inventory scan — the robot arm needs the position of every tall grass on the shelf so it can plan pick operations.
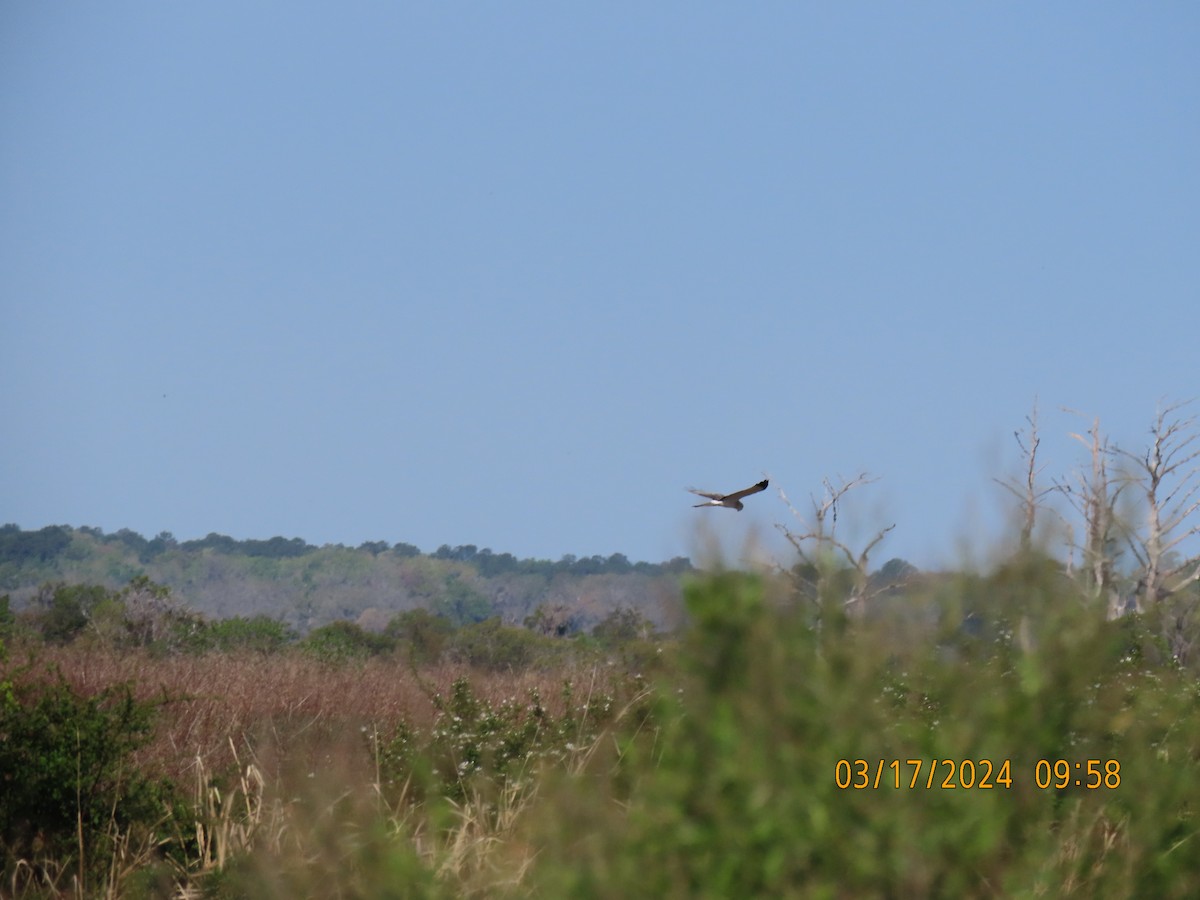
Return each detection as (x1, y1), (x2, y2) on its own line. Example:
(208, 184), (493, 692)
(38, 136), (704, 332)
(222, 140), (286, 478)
(25, 647), (610, 783)
(521, 565), (1200, 897)
(5, 559), (1200, 896)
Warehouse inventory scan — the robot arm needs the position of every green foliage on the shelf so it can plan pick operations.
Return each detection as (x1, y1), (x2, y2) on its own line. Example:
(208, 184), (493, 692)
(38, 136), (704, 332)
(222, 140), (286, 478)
(195, 614), (298, 654)
(876, 556), (918, 580)
(0, 524), (72, 567)
(105, 528), (181, 564)
(33, 582), (109, 643)
(12, 514), (1200, 895)
(376, 675), (626, 807)
(427, 544), (690, 579)
(241, 536), (315, 559)
(10, 562), (1200, 896)
(429, 573), (492, 626)
(301, 620), (395, 663)
(0, 525), (684, 637)
(140, 530), (178, 562)
(385, 609), (453, 665)
(586, 606), (666, 672)
(591, 606), (653, 646)
(118, 574), (206, 651)
(447, 617), (565, 671)
(180, 532), (240, 554)
(0, 665), (173, 883)
(0, 594), (12, 644)
(27, 577), (203, 652)
(201, 811), (438, 900)
(178, 532), (314, 558)
(524, 569), (1200, 898)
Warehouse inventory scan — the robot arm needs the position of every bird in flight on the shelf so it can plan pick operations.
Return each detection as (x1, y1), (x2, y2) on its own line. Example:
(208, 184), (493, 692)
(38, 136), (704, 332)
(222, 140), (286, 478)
(687, 478), (769, 511)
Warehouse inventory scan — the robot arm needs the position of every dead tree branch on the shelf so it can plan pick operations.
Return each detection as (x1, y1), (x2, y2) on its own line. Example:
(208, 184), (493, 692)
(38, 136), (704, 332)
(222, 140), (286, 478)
(1055, 411), (1128, 618)
(1114, 399), (1200, 610)
(994, 398), (1058, 554)
(776, 473), (895, 623)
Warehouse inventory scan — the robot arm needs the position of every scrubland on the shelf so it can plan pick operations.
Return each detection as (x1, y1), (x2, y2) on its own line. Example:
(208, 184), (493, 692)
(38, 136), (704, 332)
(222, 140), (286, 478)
(4, 555), (1200, 898)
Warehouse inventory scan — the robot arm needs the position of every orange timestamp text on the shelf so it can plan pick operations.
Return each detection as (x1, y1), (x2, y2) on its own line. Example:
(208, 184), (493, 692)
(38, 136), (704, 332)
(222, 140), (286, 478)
(834, 758), (1121, 790)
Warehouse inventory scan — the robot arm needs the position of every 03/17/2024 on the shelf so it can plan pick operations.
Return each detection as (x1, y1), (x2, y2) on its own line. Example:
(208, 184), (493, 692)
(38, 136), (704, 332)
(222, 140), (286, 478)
(834, 758), (1121, 790)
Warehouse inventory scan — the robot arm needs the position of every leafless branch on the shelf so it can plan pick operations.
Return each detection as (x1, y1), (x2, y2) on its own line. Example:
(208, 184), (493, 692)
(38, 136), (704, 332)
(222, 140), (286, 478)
(1115, 399), (1200, 608)
(1054, 411), (1128, 617)
(994, 398), (1057, 553)
(776, 474), (894, 622)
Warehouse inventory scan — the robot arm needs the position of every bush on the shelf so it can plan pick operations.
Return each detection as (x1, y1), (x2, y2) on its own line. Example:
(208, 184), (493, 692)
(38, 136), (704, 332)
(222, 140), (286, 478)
(0, 665), (173, 886)
(9, 563), (1200, 897)
(385, 609), (454, 665)
(591, 606), (654, 646)
(32, 582), (109, 644)
(25, 578), (204, 652)
(446, 617), (564, 671)
(196, 614), (298, 654)
(301, 620), (395, 663)
(523, 569), (1200, 898)
(376, 674), (629, 807)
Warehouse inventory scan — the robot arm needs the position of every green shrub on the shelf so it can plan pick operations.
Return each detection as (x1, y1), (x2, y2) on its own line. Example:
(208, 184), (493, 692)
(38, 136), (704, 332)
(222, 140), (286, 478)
(0, 665), (174, 886)
(385, 608), (454, 665)
(375, 674), (634, 808)
(446, 617), (564, 671)
(31, 582), (108, 644)
(195, 614), (298, 654)
(25, 578), (204, 653)
(523, 569), (1200, 898)
(9, 562), (1200, 897)
(592, 606), (654, 646)
(301, 620), (395, 663)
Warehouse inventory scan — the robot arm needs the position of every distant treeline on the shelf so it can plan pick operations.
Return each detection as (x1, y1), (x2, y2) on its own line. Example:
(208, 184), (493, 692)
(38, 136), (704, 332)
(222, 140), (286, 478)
(0, 523), (690, 578)
(0, 524), (694, 634)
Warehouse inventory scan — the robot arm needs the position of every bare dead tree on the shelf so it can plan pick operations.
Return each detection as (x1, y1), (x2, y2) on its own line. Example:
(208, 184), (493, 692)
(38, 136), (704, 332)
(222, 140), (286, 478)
(776, 473), (895, 624)
(1113, 400), (1200, 613)
(1055, 412), (1128, 618)
(994, 398), (1057, 555)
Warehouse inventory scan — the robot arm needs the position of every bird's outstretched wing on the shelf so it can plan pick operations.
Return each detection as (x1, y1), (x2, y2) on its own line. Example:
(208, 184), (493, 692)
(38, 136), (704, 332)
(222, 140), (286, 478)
(722, 479), (769, 502)
(687, 488), (727, 501)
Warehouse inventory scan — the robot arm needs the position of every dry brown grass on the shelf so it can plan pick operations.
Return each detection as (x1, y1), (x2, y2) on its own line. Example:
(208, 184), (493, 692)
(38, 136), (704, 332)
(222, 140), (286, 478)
(2, 643), (643, 895)
(17, 644), (620, 785)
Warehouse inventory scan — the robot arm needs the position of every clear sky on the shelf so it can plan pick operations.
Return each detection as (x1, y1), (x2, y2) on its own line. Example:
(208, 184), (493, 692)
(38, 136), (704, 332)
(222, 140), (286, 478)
(3, 4), (1197, 570)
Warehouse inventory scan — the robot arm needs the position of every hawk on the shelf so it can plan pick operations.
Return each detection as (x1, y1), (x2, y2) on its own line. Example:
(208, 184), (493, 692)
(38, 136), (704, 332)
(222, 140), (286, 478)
(687, 478), (769, 511)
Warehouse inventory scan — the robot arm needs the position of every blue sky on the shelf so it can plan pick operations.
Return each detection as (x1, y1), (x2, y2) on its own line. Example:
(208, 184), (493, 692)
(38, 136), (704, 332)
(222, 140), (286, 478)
(2, 4), (1197, 569)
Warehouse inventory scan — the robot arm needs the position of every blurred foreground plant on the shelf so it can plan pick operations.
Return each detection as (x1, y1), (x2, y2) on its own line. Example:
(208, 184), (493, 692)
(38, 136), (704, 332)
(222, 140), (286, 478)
(523, 568), (1200, 898)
